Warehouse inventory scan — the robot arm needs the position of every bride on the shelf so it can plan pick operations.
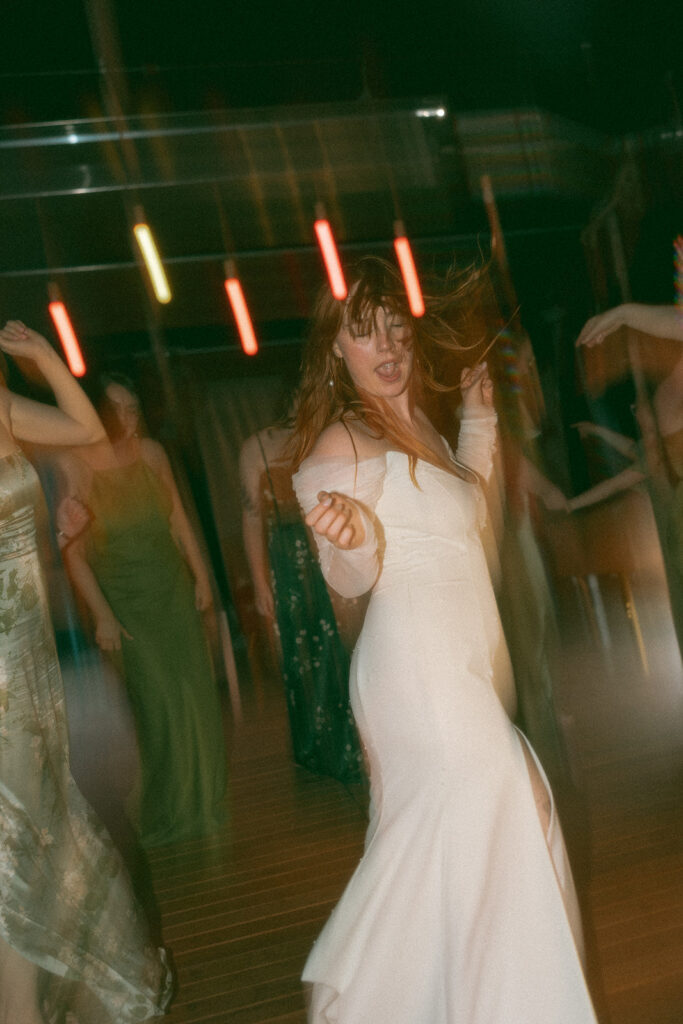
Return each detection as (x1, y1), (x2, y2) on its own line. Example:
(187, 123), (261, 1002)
(290, 258), (597, 1023)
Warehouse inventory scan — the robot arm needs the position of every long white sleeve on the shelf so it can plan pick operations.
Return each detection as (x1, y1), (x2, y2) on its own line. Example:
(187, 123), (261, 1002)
(292, 454), (386, 598)
(454, 409), (498, 482)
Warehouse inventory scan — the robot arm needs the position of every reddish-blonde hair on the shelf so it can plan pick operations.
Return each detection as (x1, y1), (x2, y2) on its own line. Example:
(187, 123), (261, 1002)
(290, 256), (490, 479)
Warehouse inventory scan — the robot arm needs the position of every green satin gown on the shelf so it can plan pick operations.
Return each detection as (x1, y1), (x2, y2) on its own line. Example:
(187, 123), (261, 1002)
(0, 451), (171, 1022)
(86, 458), (227, 847)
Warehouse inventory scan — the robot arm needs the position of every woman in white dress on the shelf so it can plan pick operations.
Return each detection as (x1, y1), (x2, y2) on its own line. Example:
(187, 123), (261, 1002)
(290, 258), (597, 1023)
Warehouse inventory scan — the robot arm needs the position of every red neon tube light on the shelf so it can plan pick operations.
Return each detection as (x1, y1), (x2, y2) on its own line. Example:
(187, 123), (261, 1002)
(314, 218), (347, 300)
(48, 301), (86, 377)
(393, 229), (425, 318)
(224, 277), (258, 355)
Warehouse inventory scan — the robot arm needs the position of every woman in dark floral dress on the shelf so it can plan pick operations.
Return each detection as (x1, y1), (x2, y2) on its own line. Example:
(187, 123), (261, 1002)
(240, 424), (363, 782)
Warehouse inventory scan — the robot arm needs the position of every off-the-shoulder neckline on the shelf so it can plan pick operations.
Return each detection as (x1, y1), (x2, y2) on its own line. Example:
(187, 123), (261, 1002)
(295, 446), (470, 477)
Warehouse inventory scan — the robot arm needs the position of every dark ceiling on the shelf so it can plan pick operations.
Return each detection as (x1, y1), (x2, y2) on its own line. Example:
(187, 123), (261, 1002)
(4, 0), (681, 133)
(0, 0), (681, 373)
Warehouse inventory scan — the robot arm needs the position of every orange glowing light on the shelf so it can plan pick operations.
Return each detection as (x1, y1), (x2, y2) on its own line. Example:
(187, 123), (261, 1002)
(393, 228), (425, 317)
(224, 277), (258, 355)
(314, 218), (347, 300)
(48, 301), (86, 377)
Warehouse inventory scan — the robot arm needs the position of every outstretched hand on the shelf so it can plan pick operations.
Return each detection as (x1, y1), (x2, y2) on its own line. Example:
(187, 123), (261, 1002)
(575, 307), (626, 348)
(305, 490), (366, 551)
(0, 321), (51, 363)
(461, 362), (494, 411)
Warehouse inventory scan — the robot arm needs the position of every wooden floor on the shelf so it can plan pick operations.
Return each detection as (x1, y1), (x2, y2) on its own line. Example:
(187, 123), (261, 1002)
(146, 570), (683, 1024)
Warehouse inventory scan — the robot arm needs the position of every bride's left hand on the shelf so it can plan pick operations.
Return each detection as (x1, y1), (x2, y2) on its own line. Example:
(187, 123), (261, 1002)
(461, 362), (494, 411)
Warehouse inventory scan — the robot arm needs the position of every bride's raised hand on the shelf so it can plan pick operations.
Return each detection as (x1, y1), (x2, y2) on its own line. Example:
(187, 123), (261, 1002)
(305, 490), (366, 550)
(461, 362), (494, 411)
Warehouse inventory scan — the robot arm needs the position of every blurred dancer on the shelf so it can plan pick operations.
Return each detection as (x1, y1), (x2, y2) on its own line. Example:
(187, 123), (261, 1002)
(575, 302), (683, 654)
(0, 321), (171, 1024)
(62, 372), (227, 847)
(240, 421), (363, 782)
(492, 335), (573, 792)
(290, 258), (596, 1023)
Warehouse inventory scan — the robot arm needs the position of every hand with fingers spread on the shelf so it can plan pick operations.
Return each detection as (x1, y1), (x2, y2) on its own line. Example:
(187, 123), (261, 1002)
(305, 490), (366, 551)
(461, 362), (494, 412)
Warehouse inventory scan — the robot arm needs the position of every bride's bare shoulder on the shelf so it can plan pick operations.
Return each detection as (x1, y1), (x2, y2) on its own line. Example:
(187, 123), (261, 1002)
(310, 419), (386, 461)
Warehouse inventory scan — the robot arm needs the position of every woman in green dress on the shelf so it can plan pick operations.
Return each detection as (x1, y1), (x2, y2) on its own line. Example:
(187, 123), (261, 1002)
(63, 374), (227, 847)
(0, 321), (171, 1023)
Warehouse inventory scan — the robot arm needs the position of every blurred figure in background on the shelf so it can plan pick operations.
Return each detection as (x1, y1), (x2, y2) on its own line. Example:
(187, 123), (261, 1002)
(491, 334), (574, 794)
(575, 303), (683, 656)
(0, 321), (171, 1024)
(61, 372), (228, 847)
(240, 417), (363, 782)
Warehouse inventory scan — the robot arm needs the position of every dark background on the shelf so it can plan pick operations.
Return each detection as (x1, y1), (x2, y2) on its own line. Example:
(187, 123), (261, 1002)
(3, 0), (681, 131)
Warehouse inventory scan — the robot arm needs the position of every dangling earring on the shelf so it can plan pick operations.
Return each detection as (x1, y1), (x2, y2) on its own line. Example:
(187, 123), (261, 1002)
(328, 354), (340, 390)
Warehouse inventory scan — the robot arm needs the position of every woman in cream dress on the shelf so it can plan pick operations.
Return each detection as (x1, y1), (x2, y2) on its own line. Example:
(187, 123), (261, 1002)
(290, 259), (597, 1024)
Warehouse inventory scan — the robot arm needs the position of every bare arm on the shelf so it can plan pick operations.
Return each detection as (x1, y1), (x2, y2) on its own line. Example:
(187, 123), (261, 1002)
(0, 322), (105, 447)
(239, 435), (274, 619)
(572, 421), (638, 460)
(142, 439), (213, 611)
(567, 466), (646, 512)
(63, 535), (131, 651)
(576, 304), (683, 348)
(518, 455), (569, 511)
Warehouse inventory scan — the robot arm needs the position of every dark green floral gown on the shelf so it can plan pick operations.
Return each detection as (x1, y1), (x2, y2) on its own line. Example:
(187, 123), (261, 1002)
(0, 451), (171, 1022)
(260, 454), (363, 782)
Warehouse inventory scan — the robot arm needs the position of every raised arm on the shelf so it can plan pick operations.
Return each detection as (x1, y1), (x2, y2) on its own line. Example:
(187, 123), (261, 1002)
(0, 321), (105, 447)
(455, 362), (498, 481)
(576, 304), (683, 348)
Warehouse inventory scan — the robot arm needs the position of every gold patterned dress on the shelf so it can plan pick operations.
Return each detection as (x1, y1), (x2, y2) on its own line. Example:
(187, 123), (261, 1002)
(0, 451), (171, 1023)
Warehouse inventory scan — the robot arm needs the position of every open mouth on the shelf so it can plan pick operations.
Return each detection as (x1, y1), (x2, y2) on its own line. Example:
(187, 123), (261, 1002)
(375, 361), (402, 382)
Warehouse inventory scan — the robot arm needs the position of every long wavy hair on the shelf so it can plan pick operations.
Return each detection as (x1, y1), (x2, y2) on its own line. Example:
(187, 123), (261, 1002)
(290, 256), (492, 479)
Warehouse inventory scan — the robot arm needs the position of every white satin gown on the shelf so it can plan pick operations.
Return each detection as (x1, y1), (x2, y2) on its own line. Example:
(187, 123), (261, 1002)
(293, 411), (597, 1024)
